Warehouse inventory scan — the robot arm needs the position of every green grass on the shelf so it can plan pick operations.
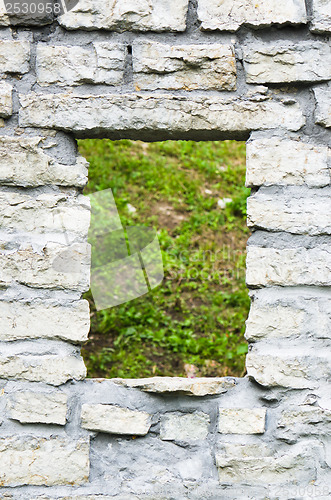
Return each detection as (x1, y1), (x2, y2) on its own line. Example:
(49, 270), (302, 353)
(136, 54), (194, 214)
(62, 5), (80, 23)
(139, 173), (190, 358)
(78, 139), (250, 379)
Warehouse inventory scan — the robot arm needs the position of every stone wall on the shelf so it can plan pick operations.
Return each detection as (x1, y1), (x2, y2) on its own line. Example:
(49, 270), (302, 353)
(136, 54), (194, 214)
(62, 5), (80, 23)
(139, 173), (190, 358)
(0, 0), (330, 498)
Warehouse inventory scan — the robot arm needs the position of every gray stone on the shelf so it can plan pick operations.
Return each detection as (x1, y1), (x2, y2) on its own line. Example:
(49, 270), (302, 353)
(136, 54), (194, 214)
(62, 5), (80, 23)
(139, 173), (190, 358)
(277, 405), (331, 441)
(81, 404), (151, 435)
(7, 391), (68, 425)
(0, 300), (90, 343)
(311, 0), (331, 32)
(59, 0), (189, 32)
(133, 41), (236, 91)
(218, 408), (266, 434)
(160, 412), (210, 441)
(0, 40), (30, 74)
(244, 41), (331, 83)
(197, 0), (307, 31)
(314, 84), (331, 128)
(0, 436), (89, 486)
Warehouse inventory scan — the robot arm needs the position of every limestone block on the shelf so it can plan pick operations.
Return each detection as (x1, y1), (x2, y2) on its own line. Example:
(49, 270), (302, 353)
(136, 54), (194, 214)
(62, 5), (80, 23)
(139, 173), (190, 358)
(216, 443), (317, 484)
(160, 412), (210, 441)
(311, 0), (331, 32)
(277, 406), (331, 441)
(7, 391), (68, 425)
(218, 408), (266, 434)
(112, 376), (236, 396)
(59, 0), (189, 32)
(246, 246), (331, 287)
(247, 189), (331, 235)
(245, 302), (305, 341)
(314, 84), (331, 128)
(0, 242), (90, 292)
(197, 0), (307, 31)
(0, 354), (86, 385)
(246, 138), (330, 188)
(0, 436), (89, 486)
(19, 93), (305, 137)
(244, 41), (331, 83)
(0, 40), (30, 74)
(0, 136), (88, 187)
(36, 43), (126, 86)
(0, 82), (12, 117)
(133, 41), (236, 91)
(0, 300), (89, 343)
(81, 404), (151, 435)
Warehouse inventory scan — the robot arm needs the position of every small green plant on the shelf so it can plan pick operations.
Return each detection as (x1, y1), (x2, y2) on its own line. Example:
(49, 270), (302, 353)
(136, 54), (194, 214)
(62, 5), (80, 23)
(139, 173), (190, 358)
(78, 139), (250, 378)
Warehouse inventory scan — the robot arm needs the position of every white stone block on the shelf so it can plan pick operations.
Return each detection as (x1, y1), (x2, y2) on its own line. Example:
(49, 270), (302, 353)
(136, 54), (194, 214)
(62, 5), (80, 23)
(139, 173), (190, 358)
(0, 300), (90, 343)
(7, 391), (68, 425)
(133, 41), (236, 91)
(0, 82), (12, 117)
(246, 138), (330, 188)
(59, 0), (189, 32)
(311, 0), (331, 32)
(81, 404), (151, 435)
(160, 412), (210, 441)
(218, 408), (266, 434)
(0, 40), (30, 74)
(314, 84), (331, 128)
(198, 0), (307, 31)
(0, 436), (89, 486)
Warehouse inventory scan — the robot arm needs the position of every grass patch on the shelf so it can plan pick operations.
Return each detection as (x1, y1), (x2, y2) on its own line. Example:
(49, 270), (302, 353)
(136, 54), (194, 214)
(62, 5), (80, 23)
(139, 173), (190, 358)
(78, 139), (250, 379)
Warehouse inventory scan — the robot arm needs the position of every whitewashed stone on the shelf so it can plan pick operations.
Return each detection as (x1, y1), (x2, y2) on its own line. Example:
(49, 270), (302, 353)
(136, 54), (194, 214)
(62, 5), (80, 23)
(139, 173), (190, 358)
(0, 136), (88, 188)
(0, 355), (86, 385)
(36, 43), (126, 86)
(81, 404), (151, 435)
(244, 41), (331, 83)
(246, 138), (330, 188)
(112, 376), (236, 396)
(59, 0), (189, 32)
(0, 300), (89, 343)
(0, 242), (90, 292)
(246, 351), (330, 388)
(0, 40), (30, 74)
(218, 408), (266, 434)
(277, 406), (331, 441)
(160, 412), (210, 441)
(0, 436), (89, 486)
(247, 190), (331, 235)
(197, 0), (307, 31)
(216, 443), (317, 484)
(0, 82), (12, 117)
(311, 0), (331, 33)
(246, 246), (331, 287)
(19, 93), (305, 136)
(245, 303), (305, 341)
(7, 391), (68, 424)
(133, 41), (236, 91)
(314, 84), (331, 128)
(0, 191), (90, 236)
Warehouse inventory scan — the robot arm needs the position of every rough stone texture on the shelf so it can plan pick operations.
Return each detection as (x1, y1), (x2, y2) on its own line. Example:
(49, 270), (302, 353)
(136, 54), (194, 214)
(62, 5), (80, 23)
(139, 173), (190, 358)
(311, 0), (331, 33)
(0, 436), (89, 486)
(218, 408), (266, 434)
(160, 412), (210, 441)
(0, 136), (88, 188)
(0, 82), (12, 117)
(314, 84), (331, 128)
(59, 0), (189, 32)
(244, 41), (331, 84)
(0, 40), (30, 74)
(0, 300), (90, 343)
(133, 41), (237, 91)
(0, 355), (86, 385)
(81, 404), (151, 435)
(197, 0), (307, 31)
(0, 191), (90, 236)
(36, 43), (126, 86)
(7, 391), (68, 424)
(246, 137), (330, 188)
(277, 405), (331, 442)
(247, 187), (331, 235)
(19, 93), (305, 138)
(0, 242), (90, 291)
(246, 246), (331, 287)
(112, 376), (236, 396)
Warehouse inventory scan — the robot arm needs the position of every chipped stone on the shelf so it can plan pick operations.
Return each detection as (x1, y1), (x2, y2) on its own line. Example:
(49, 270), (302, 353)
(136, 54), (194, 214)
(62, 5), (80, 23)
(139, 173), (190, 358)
(7, 391), (68, 425)
(81, 404), (151, 435)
